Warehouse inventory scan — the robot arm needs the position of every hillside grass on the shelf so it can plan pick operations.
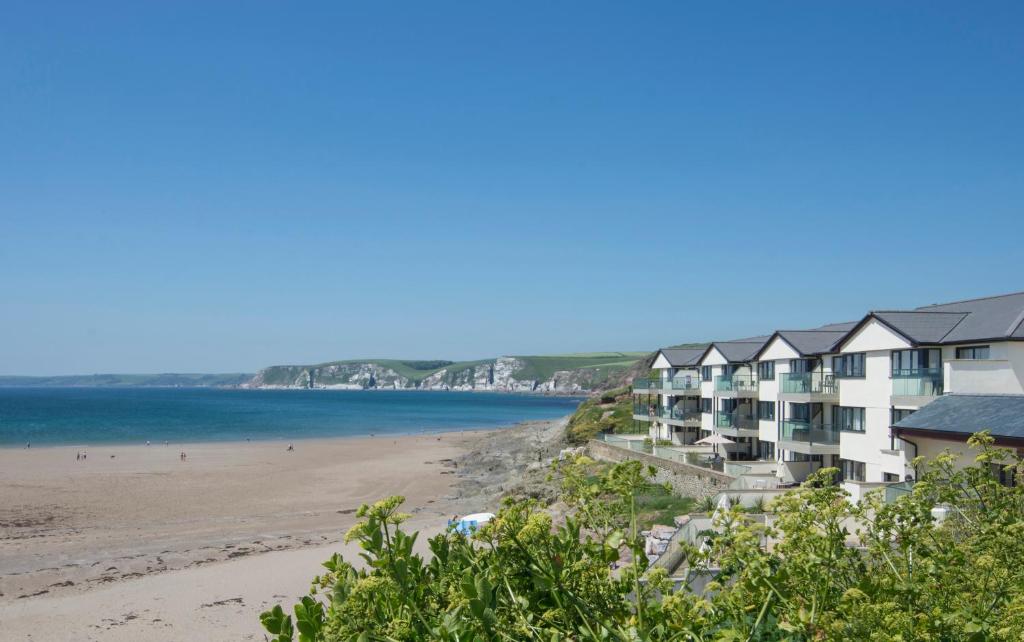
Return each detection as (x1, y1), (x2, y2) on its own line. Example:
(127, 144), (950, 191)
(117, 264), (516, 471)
(510, 353), (648, 382)
(260, 352), (649, 387)
(0, 373), (252, 387)
(565, 386), (637, 444)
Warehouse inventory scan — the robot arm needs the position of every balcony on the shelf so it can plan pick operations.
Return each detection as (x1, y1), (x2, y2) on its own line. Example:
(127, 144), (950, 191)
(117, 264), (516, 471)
(779, 420), (841, 455)
(714, 374), (758, 397)
(714, 410), (758, 437)
(891, 368), (943, 407)
(660, 406), (702, 427)
(779, 372), (839, 402)
(668, 377), (702, 395)
(632, 377), (658, 392)
(632, 404), (654, 420)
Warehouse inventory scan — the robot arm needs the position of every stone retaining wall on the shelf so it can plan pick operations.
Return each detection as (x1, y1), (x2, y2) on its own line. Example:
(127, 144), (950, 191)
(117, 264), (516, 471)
(587, 440), (733, 499)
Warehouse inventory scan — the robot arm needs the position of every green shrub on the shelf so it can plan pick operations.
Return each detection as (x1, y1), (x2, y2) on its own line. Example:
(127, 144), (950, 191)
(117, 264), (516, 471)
(262, 432), (1024, 641)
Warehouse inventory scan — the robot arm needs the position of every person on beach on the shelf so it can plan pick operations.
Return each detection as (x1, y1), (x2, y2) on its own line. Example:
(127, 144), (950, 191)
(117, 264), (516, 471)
(76, 452), (81, 461)
(286, 443), (294, 452)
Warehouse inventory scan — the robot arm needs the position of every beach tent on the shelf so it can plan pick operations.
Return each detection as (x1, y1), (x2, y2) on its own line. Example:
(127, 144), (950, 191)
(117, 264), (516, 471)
(452, 512), (495, 535)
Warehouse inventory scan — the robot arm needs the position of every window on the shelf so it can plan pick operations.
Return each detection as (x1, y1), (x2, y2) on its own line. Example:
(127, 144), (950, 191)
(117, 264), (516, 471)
(758, 441), (775, 460)
(757, 401), (776, 421)
(891, 348), (941, 375)
(700, 397), (712, 413)
(839, 459), (866, 482)
(956, 345), (990, 360)
(701, 366), (712, 382)
(789, 358), (817, 374)
(891, 408), (915, 424)
(788, 452), (823, 463)
(832, 353), (865, 378)
(883, 473), (900, 483)
(833, 406), (865, 432)
(790, 402), (812, 422)
(757, 361), (775, 380)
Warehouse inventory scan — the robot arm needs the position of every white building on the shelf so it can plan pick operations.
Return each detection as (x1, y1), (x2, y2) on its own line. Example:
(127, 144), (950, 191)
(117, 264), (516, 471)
(832, 292), (1024, 496)
(635, 291), (1024, 494)
(695, 337), (769, 460)
(634, 348), (704, 445)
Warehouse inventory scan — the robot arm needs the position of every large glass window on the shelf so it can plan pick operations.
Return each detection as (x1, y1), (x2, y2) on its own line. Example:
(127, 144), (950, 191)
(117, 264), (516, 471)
(833, 406), (865, 432)
(956, 345), (990, 360)
(789, 402), (811, 422)
(701, 366), (712, 382)
(757, 361), (775, 380)
(789, 358), (817, 374)
(839, 459), (866, 482)
(759, 441), (775, 460)
(832, 353), (865, 378)
(757, 400), (776, 421)
(700, 397), (712, 413)
(891, 348), (941, 375)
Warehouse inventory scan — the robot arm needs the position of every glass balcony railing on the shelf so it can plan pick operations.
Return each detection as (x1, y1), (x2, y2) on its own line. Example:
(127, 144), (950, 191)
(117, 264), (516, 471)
(632, 378), (658, 391)
(884, 481), (915, 503)
(780, 420), (841, 446)
(669, 377), (702, 393)
(715, 410), (757, 430)
(780, 372), (840, 396)
(632, 405), (654, 417)
(891, 368), (943, 397)
(661, 407), (702, 422)
(714, 374), (758, 393)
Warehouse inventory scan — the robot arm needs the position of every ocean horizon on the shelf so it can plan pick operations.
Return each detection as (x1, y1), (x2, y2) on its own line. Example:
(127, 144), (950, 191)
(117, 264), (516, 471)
(0, 387), (583, 447)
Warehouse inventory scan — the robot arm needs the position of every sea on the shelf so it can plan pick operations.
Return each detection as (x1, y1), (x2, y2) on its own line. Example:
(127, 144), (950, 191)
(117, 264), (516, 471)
(0, 387), (584, 447)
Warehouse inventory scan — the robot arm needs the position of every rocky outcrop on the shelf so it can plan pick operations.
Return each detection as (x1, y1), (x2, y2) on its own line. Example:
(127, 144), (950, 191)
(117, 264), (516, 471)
(244, 356), (628, 394)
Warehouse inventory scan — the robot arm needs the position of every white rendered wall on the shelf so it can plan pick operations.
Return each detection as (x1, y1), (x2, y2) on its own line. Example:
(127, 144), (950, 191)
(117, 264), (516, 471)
(838, 320), (913, 482)
(945, 342), (1024, 394)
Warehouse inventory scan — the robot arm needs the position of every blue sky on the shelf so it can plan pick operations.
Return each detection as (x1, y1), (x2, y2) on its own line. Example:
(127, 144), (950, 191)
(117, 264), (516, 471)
(2, 2), (1023, 375)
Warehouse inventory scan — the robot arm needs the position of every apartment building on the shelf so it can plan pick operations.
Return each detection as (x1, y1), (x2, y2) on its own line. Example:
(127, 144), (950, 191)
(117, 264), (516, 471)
(634, 291), (1024, 494)
(696, 337), (770, 459)
(633, 348), (704, 444)
(751, 323), (856, 482)
(831, 291), (1024, 495)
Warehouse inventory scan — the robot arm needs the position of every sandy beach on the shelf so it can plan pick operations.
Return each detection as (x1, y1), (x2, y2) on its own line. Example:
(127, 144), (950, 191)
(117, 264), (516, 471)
(0, 418), (569, 641)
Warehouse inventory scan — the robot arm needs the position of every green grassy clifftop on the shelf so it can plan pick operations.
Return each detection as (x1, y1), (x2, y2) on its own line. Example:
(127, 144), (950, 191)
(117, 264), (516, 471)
(248, 353), (648, 392)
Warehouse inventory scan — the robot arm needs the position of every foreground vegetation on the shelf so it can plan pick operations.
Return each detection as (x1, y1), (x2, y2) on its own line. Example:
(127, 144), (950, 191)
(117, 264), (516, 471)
(564, 387), (635, 444)
(262, 433), (1024, 641)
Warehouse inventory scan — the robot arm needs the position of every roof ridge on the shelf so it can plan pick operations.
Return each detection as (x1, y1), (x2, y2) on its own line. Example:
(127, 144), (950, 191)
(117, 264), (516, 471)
(937, 311), (972, 342)
(1006, 308), (1024, 337)
(915, 290), (1024, 309)
(873, 309), (970, 315)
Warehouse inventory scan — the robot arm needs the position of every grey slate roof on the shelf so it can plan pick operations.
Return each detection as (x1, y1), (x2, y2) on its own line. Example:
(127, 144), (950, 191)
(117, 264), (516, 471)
(873, 311), (969, 343)
(814, 321), (859, 332)
(712, 336), (770, 363)
(776, 329), (849, 356)
(915, 291), (1024, 342)
(658, 348), (705, 367)
(846, 291), (1024, 347)
(892, 394), (1024, 441)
